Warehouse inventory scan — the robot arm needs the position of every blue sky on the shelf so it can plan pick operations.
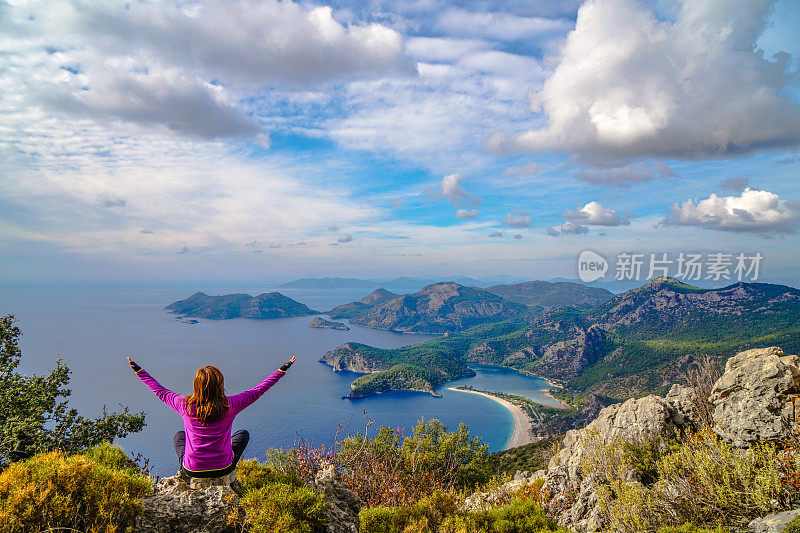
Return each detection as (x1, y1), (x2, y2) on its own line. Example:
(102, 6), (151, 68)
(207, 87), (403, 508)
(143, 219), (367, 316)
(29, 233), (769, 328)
(1, 0), (799, 284)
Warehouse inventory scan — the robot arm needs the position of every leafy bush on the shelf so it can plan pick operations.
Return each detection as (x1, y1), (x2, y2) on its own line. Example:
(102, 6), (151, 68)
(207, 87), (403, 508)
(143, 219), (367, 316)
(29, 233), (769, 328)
(0, 445), (152, 532)
(237, 482), (327, 533)
(0, 314), (145, 465)
(360, 493), (566, 533)
(338, 418), (489, 506)
(581, 428), (800, 532)
(232, 458), (328, 533)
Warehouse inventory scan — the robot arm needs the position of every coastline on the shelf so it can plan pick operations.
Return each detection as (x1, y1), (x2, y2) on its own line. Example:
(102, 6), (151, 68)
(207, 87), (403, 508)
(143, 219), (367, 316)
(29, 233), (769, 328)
(446, 387), (533, 450)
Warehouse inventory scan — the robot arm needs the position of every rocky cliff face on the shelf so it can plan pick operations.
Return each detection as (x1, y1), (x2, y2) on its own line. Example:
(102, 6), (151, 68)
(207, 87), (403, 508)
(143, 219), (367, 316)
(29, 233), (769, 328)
(542, 345), (800, 532)
(347, 282), (530, 334)
(165, 292), (318, 320)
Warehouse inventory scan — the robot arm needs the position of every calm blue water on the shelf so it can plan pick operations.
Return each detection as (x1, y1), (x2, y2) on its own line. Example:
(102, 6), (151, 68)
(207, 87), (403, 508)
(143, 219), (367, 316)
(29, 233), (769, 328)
(0, 280), (557, 476)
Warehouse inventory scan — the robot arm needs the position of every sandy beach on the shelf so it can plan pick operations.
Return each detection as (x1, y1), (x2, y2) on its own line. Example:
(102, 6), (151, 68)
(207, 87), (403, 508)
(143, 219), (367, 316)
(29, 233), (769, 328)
(446, 387), (533, 450)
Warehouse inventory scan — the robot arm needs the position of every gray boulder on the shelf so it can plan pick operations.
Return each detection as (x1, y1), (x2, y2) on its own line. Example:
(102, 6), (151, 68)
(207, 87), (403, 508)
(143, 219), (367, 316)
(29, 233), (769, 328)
(543, 395), (685, 532)
(313, 462), (361, 533)
(749, 509), (800, 533)
(710, 347), (800, 447)
(135, 471), (240, 533)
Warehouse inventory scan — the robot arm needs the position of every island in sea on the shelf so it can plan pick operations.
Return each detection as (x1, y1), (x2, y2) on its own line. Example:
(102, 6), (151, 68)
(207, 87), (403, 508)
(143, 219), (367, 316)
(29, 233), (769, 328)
(164, 291), (318, 319)
(306, 317), (350, 330)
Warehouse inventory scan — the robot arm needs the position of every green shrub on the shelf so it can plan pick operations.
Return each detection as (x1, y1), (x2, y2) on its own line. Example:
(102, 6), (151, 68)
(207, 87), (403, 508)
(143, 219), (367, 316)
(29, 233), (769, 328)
(0, 445), (152, 532)
(359, 492), (565, 533)
(231, 458), (328, 533)
(783, 516), (800, 533)
(237, 481), (328, 533)
(656, 525), (729, 533)
(581, 428), (799, 532)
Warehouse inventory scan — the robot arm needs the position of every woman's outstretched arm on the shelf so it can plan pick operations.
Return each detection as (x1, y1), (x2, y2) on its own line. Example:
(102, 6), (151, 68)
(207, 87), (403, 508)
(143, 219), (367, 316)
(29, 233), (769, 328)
(228, 356), (295, 415)
(127, 356), (184, 414)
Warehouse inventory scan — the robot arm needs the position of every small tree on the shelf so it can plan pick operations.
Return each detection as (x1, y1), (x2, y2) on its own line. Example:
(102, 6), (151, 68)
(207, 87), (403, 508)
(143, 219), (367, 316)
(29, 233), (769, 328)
(0, 314), (145, 466)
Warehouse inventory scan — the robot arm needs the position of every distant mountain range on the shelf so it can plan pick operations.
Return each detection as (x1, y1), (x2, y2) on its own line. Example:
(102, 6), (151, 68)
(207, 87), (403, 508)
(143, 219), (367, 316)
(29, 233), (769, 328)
(326, 280), (612, 334)
(164, 292), (318, 319)
(320, 277), (800, 399)
(279, 276), (527, 291)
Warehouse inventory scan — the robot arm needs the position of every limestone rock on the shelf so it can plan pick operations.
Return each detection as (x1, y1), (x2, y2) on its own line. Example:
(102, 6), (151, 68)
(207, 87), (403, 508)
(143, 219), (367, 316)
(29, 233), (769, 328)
(543, 395), (683, 532)
(135, 472), (240, 533)
(314, 462), (361, 533)
(710, 347), (800, 447)
(748, 508), (800, 533)
(666, 384), (699, 429)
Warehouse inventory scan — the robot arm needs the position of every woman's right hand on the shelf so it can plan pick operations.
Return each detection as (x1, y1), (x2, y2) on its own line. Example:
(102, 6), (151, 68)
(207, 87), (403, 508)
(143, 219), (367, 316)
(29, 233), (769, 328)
(280, 356), (296, 372)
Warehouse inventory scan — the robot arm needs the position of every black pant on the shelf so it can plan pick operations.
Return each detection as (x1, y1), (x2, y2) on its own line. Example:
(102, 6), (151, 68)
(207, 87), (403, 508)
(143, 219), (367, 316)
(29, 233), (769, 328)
(173, 429), (249, 478)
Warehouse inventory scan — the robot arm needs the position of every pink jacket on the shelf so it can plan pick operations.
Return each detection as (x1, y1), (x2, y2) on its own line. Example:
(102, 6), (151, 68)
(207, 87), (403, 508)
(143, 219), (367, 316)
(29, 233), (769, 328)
(135, 368), (285, 472)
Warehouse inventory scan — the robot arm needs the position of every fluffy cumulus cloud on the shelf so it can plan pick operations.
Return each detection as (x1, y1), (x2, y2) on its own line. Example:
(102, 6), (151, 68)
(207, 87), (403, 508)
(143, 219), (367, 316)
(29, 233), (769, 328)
(456, 209), (480, 219)
(515, 0), (800, 158)
(1, 0), (413, 140)
(664, 188), (800, 235)
(563, 201), (630, 226)
(337, 233), (353, 243)
(548, 200), (628, 236)
(504, 209), (531, 227)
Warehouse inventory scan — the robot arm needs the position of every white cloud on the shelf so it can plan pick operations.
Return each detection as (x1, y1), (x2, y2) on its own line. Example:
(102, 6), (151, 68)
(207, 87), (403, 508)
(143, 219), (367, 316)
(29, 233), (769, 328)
(405, 37), (490, 63)
(488, 231), (503, 237)
(503, 163), (540, 176)
(504, 209), (531, 227)
(338, 233), (353, 243)
(2, 0), (414, 140)
(437, 9), (571, 41)
(515, 0), (800, 158)
(547, 220), (590, 236)
(456, 209), (480, 219)
(664, 188), (800, 235)
(438, 173), (482, 207)
(574, 161), (673, 187)
(563, 201), (630, 226)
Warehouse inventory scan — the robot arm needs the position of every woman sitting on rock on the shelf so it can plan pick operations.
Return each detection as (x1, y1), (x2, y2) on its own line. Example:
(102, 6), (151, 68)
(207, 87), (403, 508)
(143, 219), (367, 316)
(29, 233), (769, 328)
(127, 355), (295, 478)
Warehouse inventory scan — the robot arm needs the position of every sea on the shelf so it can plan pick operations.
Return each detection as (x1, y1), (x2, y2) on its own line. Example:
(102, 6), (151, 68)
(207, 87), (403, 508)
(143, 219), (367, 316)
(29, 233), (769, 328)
(0, 280), (561, 476)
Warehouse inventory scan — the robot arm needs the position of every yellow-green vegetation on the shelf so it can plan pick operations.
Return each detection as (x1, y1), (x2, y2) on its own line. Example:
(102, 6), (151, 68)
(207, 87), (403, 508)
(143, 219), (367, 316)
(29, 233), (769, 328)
(489, 437), (558, 475)
(0, 443), (152, 533)
(581, 428), (799, 532)
(655, 526), (729, 533)
(783, 516), (800, 533)
(232, 458), (328, 533)
(359, 491), (568, 533)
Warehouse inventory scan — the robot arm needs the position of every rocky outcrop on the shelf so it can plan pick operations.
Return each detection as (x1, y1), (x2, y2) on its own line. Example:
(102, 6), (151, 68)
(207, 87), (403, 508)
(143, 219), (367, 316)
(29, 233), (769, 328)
(749, 509), (800, 533)
(318, 343), (389, 373)
(135, 471), (240, 533)
(137, 465), (361, 533)
(534, 325), (609, 381)
(710, 346), (800, 447)
(543, 394), (687, 532)
(313, 462), (361, 533)
(307, 317), (350, 330)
